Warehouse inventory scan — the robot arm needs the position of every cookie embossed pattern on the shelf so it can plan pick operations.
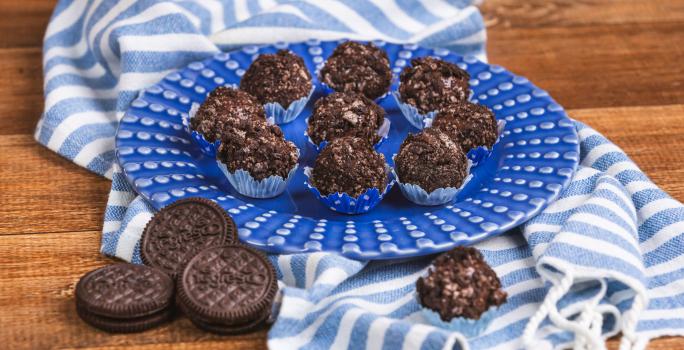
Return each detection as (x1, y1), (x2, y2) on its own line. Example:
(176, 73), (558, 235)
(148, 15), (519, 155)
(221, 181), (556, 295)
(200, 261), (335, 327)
(116, 40), (579, 259)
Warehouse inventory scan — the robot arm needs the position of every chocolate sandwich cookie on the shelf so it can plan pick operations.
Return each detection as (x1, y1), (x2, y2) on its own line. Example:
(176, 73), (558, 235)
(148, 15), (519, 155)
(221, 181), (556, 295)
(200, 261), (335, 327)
(320, 41), (392, 100)
(141, 197), (237, 278)
(177, 245), (277, 335)
(75, 264), (174, 333)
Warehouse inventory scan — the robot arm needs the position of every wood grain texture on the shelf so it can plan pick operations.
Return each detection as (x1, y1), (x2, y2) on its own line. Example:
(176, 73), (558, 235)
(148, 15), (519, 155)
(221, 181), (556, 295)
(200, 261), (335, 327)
(1, 0), (683, 349)
(0, 47), (44, 135)
(481, 0), (684, 28)
(0, 232), (267, 350)
(488, 22), (684, 110)
(0, 1), (54, 48)
(0, 135), (110, 235)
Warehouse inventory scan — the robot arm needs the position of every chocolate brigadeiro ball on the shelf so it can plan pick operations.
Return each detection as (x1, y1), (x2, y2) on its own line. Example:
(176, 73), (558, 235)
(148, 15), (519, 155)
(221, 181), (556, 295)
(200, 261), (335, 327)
(432, 102), (498, 153)
(218, 120), (298, 180)
(240, 50), (312, 108)
(190, 86), (266, 143)
(417, 247), (507, 321)
(311, 136), (388, 198)
(307, 92), (385, 146)
(320, 41), (392, 100)
(395, 128), (468, 193)
(399, 57), (471, 114)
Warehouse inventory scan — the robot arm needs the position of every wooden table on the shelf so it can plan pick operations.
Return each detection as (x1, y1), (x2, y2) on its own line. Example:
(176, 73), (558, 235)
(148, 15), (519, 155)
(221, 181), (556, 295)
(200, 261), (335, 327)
(1, 1), (682, 349)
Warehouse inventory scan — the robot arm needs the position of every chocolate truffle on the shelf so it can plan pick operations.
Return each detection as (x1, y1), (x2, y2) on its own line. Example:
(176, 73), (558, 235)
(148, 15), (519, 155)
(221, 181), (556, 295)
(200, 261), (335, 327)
(417, 247), (507, 321)
(217, 120), (298, 180)
(399, 57), (470, 114)
(307, 92), (385, 146)
(395, 128), (468, 193)
(432, 102), (498, 153)
(311, 136), (388, 198)
(320, 42), (392, 100)
(240, 50), (312, 108)
(190, 86), (266, 143)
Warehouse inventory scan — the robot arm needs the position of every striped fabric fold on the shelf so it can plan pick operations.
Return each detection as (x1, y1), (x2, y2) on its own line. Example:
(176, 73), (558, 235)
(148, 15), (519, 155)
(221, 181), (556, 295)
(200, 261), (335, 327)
(37, 1), (684, 349)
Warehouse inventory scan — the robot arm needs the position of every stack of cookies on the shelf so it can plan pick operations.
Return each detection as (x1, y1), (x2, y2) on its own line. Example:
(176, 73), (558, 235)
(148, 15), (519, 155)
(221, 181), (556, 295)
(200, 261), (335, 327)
(74, 197), (277, 334)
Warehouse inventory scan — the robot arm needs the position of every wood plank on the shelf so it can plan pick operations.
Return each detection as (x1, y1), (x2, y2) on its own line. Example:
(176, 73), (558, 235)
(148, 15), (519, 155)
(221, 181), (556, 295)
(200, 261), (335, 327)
(0, 135), (110, 235)
(0, 47), (44, 135)
(0, 231), (268, 350)
(487, 21), (684, 109)
(0, 0), (56, 48)
(481, 0), (684, 28)
(569, 104), (684, 200)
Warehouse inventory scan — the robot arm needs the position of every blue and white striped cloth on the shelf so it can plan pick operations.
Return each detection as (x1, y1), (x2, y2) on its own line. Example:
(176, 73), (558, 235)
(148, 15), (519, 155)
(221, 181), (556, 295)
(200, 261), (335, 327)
(37, 1), (684, 349)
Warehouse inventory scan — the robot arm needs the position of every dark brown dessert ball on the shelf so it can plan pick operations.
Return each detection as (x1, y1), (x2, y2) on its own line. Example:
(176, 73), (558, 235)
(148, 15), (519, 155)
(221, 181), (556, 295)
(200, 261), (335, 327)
(417, 247), (507, 321)
(217, 120), (298, 180)
(394, 128), (468, 193)
(311, 136), (388, 198)
(320, 42), (392, 100)
(399, 57), (470, 114)
(432, 102), (498, 153)
(190, 86), (266, 143)
(306, 92), (385, 146)
(240, 50), (313, 108)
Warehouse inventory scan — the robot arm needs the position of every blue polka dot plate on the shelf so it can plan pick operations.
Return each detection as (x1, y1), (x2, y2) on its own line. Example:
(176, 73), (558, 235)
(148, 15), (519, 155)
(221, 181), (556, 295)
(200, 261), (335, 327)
(115, 40), (579, 260)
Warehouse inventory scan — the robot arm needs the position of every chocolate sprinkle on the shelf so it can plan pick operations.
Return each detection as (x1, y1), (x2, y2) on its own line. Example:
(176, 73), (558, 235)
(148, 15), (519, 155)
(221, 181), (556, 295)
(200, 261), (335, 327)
(217, 120), (298, 180)
(311, 136), (388, 198)
(240, 50), (312, 108)
(399, 57), (470, 114)
(320, 41), (392, 100)
(189, 86), (265, 143)
(417, 247), (507, 321)
(432, 102), (498, 153)
(306, 92), (385, 146)
(395, 128), (468, 193)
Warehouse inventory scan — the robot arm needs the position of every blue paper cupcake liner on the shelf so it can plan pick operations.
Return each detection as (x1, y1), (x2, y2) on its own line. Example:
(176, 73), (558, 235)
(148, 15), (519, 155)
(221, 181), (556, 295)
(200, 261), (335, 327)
(305, 118), (391, 152)
(420, 304), (497, 338)
(217, 154), (299, 199)
(265, 86), (315, 124)
(392, 156), (473, 206)
(303, 167), (394, 215)
(392, 91), (437, 130)
(184, 103), (221, 157)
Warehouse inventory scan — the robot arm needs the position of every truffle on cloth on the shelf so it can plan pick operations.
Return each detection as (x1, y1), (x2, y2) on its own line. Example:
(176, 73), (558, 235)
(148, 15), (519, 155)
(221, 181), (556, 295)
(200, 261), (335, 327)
(399, 57), (470, 114)
(310, 136), (388, 198)
(417, 246), (507, 322)
(217, 120), (298, 180)
(320, 41), (392, 100)
(432, 102), (498, 153)
(189, 86), (266, 143)
(240, 50), (313, 108)
(306, 92), (385, 146)
(394, 128), (468, 193)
